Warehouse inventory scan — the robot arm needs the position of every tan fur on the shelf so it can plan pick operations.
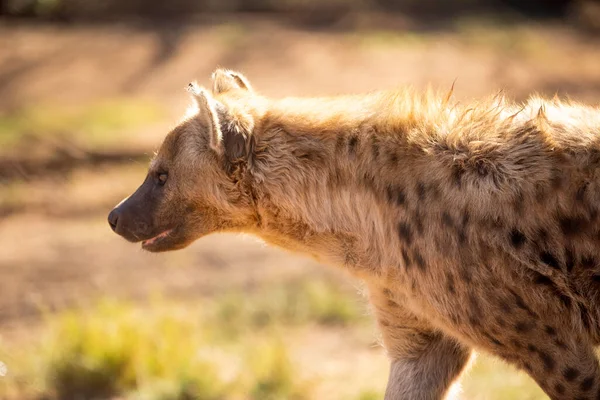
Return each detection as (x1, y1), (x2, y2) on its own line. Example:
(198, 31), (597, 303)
(127, 69), (600, 399)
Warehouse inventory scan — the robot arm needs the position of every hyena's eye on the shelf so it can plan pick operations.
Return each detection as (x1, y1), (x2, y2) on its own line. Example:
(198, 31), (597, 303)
(157, 172), (168, 186)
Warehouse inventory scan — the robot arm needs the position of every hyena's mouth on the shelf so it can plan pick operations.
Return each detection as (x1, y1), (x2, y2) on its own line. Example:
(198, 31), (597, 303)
(141, 229), (174, 250)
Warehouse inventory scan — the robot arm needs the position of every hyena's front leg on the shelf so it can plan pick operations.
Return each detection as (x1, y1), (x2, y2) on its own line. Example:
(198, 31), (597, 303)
(385, 334), (472, 400)
(369, 286), (473, 400)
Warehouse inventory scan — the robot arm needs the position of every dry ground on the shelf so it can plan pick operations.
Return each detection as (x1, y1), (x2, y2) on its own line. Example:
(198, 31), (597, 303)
(1, 15), (600, 398)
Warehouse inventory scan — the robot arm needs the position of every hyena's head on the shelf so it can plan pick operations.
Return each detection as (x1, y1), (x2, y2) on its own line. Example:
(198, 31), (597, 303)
(108, 69), (260, 252)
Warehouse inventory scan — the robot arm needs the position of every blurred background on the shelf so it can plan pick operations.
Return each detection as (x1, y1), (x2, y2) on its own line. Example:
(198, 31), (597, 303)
(1, 0), (600, 399)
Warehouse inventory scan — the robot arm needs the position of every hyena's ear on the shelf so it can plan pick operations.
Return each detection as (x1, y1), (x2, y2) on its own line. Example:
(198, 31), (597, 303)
(211, 69), (253, 94)
(188, 82), (223, 155)
(188, 82), (253, 162)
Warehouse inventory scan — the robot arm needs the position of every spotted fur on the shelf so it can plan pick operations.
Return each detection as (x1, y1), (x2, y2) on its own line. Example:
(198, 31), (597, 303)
(111, 69), (600, 400)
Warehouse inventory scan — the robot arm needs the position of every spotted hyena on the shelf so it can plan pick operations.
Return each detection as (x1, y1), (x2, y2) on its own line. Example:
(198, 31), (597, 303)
(108, 69), (600, 399)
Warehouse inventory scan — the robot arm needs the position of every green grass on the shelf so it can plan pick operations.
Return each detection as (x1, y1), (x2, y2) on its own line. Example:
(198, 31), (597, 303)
(355, 389), (384, 400)
(244, 340), (309, 400)
(0, 98), (164, 155)
(0, 279), (363, 400)
(43, 301), (233, 400)
(463, 354), (547, 400)
(0, 278), (553, 400)
(211, 279), (365, 339)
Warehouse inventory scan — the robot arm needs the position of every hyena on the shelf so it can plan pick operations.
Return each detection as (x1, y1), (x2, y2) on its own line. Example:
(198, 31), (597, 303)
(108, 69), (600, 399)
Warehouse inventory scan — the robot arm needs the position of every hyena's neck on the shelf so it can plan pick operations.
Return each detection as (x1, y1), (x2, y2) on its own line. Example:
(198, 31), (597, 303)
(247, 95), (422, 275)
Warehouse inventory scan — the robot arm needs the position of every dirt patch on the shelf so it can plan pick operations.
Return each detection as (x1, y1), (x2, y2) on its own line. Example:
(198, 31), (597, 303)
(1, 18), (600, 111)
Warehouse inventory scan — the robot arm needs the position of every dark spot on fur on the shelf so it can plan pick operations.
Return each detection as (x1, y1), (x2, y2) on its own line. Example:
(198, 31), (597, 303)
(510, 229), (527, 249)
(335, 135), (346, 152)
(555, 383), (566, 395)
(551, 171), (563, 189)
(581, 376), (595, 392)
(532, 272), (554, 286)
(382, 288), (393, 297)
(401, 248), (412, 269)
(560, 294), (573, 308)
(555, 339), (568, 349)
(590, 149), (600, 164)
(495, 316), (507, 327)
(483, 332), (504, 347)
(441, 211), (468, 244)
(389, 151), (398, 164)
(535, 183), (547, 203)
(416, 182), (427, 201)
(386, 185), (406, 207)
(510, 339), (523, 349)
(559, 215), (588, 236)
(538, 350), (555, 372)
(564, 367), (580, 382)
(545, 325), (557, 336)
(576, 182), (588, 203)
(475, 159), (489, 176)
(591, 207), (598, 221)
(458, 212), (470, 243)
(462, 210), (470, 226)
(371, 136), (380, 159)
(566, 248), (575, 272)
(499, 300), (511, 314)
(527, 344), (538, 353)
(537, 227), (549, 242)
(348, 135), (358, 155)
(362, 172), (378, 192)
(510, 290), (537, 318)
(429, 182), (441, 199)
(294, 150), (319, 163)
(592, 274), (600, 283)
(442, 212), (454, 228)
(540, 251), (561, 270)
(458, 228), (467, 245)
(515, 321), (535, 333)
(459, 266), (472, 283)
(446, 273), (456, 294)
(371, 135), (379, 159)
(523, 362), (533, 372)
(387, 299), (399, 308)
(398, 222), (413, 245)
(413, 250), (426, 270)
(413, 208), (425, 235)
(582, 255), (597, 269)
(452, 165), (463, 189)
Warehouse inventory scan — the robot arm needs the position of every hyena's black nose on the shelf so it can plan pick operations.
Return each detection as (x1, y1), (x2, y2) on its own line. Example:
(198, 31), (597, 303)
(108, 208), (120, 232)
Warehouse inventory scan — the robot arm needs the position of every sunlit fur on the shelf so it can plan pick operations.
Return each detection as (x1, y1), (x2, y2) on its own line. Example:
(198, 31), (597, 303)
(149, 70), (600, 399)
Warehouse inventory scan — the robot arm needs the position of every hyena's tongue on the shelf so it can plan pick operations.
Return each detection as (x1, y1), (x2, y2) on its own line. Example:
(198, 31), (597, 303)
(143, 229), (173, 246)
